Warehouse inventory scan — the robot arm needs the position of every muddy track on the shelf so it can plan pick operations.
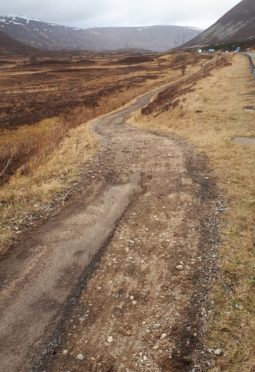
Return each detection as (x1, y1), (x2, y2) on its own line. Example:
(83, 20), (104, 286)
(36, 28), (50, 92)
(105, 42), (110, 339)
(0, 82), (221, 372)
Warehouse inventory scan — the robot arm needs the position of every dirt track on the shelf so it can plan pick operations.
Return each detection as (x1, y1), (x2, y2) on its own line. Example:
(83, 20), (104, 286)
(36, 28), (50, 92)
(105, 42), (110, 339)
(0, 83), (220, 371)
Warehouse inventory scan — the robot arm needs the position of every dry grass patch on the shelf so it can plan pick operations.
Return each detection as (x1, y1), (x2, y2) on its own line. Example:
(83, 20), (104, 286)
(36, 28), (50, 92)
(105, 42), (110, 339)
(130, 54), (255, 371)
(0, 120), (98, 254)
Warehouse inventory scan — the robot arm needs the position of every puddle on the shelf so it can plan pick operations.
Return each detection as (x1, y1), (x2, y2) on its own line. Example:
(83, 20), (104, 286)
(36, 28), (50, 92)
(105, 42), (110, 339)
(233, 136), (255, 145)
(243, 105), (255, 112)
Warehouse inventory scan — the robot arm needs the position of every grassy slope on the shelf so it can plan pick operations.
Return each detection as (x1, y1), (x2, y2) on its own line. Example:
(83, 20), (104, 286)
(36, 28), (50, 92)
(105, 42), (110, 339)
(130, 54), (255, 371)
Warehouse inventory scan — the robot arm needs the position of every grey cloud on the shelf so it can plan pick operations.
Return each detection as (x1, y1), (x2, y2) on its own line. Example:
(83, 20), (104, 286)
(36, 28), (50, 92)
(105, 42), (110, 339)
(0, 0), (241, 29)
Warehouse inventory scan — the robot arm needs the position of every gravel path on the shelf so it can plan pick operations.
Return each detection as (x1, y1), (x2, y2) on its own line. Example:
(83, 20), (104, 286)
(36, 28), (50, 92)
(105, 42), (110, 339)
(0, 82), (221, 372)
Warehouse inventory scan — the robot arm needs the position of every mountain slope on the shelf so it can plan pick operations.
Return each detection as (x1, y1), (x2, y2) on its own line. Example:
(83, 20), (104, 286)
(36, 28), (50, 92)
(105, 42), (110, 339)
(185, 0), (255, 47)
(0, 31), (35, 55)
(0, 16), (201, 51)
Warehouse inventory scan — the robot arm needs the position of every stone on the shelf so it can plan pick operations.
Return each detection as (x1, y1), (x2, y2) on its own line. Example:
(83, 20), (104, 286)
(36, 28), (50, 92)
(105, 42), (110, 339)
(153, 323), (161, 329)
(62, 349), (68, 355)
(176, 265), (184, 271)
(214, 349), (223, 356)
(107, 336), (114, 343)
(77, 353), (84, 361)
(160, 333), (167, 340)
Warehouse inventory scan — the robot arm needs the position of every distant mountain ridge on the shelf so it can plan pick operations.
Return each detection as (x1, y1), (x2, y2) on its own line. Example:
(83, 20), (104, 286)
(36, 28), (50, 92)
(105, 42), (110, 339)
(0, 16), (201, 52)
(184, 0), (255, 48)
(0, 31), (35, 55)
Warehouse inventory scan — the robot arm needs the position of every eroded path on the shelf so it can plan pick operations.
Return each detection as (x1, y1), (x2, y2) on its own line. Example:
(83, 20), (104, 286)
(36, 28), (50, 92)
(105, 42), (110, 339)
(0, 84), (220, 371)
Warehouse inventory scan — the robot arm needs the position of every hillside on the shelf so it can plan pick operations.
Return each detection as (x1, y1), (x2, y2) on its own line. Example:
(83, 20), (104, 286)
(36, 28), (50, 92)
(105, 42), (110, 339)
(0, 16), (201, 51)
(0, 31), (35, 55)
(184, 0), (255, 48)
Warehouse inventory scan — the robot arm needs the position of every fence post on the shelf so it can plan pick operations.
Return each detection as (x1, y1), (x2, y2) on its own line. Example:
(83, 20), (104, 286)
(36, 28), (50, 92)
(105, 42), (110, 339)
(244, 53), (255, 78)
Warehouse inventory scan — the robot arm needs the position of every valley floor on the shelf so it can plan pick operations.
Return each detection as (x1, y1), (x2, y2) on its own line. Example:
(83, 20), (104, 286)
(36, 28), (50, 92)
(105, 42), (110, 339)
(0, 53), (254, 372)
(0, 67), (220, 372)
(1, 51), (202, 253)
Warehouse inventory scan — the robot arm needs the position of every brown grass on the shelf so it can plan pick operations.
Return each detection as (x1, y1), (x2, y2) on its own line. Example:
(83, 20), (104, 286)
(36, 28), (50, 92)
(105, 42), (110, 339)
(0, 72), (175, 182)
(130, 54), (255, 371)
(0, 119), (98, 253)
(1, 53), (207, 185)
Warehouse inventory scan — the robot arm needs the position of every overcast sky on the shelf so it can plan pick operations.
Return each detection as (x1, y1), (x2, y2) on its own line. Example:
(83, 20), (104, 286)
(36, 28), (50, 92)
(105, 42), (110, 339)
(1, 0), (241, 29)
